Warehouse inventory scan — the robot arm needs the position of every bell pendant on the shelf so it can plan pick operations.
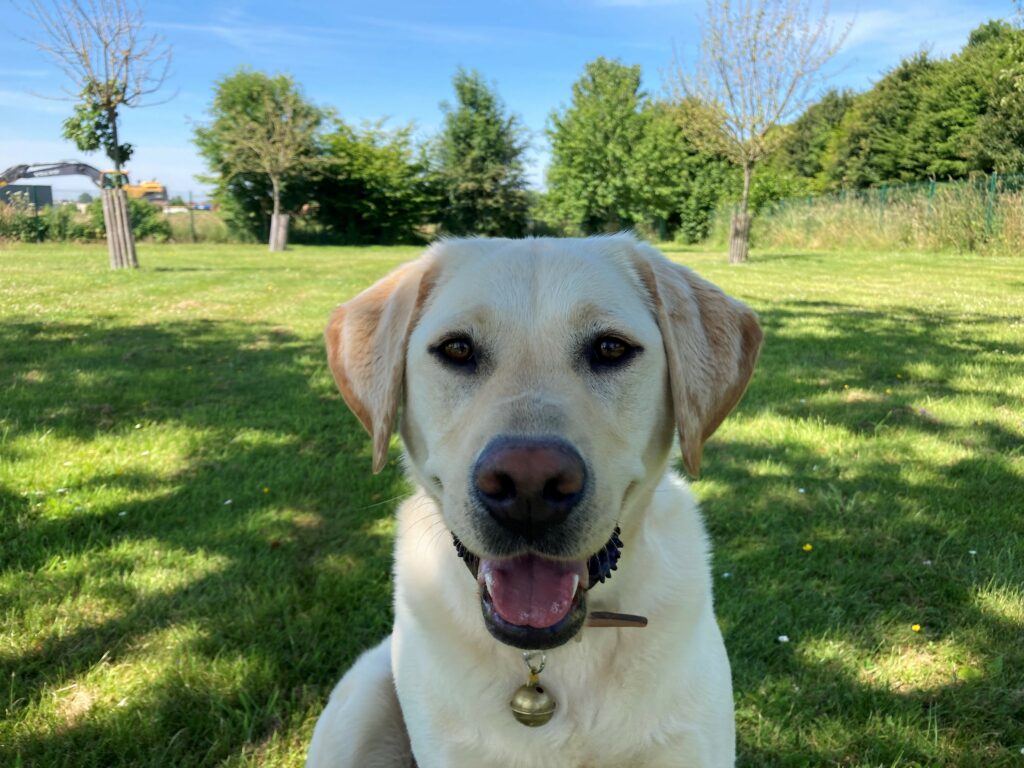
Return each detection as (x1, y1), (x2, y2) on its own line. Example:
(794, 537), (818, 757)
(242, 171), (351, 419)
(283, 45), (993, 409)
(510, 652), (556, 727)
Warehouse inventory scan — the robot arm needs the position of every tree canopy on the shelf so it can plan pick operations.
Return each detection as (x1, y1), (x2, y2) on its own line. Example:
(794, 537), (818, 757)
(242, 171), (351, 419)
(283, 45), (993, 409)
(434, 68), (529, 237)
(544, 57), (731, 242)
(194, 68), (323, 247)
(313, 121), (435, 244)
(546, 58), (649, 233)
(771, 20), (1024, 189)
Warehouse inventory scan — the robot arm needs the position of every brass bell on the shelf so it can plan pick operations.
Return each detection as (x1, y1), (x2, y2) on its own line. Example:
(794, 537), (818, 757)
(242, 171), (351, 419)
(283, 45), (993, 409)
(510, 681), (556, 727)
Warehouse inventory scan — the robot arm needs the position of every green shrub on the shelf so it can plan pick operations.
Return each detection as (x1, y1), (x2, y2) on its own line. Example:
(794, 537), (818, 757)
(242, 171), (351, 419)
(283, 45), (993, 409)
(87, 197), (172, 241)
(40, 203), (100, 241)
(0, 193), (48, 242)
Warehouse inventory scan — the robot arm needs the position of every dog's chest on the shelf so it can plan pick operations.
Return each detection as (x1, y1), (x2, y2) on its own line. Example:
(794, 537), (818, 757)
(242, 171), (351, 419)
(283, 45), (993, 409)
(395, 627), (691, 768)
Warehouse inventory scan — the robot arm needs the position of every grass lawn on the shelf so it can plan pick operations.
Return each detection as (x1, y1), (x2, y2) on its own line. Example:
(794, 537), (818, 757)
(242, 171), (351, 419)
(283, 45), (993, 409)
(1, 241), (1022, 767)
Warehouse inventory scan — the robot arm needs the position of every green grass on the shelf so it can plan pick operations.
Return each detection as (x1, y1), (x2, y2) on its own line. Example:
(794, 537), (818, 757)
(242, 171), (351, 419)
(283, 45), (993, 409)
(1, 242), (1022, 767)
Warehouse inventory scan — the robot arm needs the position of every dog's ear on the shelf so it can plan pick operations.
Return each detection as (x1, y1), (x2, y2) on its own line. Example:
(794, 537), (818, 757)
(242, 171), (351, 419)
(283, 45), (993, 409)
(634, 246), (762, 479)
(325, 258), (437, 473)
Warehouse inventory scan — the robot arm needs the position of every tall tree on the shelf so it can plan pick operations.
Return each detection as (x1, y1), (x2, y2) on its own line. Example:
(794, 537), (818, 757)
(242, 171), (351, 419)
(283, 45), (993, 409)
(546, 58), (649, 233)
(546, 59), (730, 240)
(314, 120), (436, 244)
(435, 68), (529, 237)
(770, 88), (854, 190)
(669, 0), (847, 262)
(20, 0), (171, 269)
(963, 18), (1024, 173)
(825, 53), (938, 187)
(194, 69), (323, 251)
(632, 101), (735, 242)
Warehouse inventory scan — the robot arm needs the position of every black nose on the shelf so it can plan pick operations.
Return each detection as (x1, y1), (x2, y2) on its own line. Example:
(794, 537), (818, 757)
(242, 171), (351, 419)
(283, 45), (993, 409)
(472, 437), (586, 538)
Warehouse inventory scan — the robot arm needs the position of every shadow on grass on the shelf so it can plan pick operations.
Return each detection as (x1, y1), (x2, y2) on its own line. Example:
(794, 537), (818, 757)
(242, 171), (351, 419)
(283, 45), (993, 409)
(0, 319), (409, 767)
(0, 295), (1021, 766)
(696, 300), (1024, 765)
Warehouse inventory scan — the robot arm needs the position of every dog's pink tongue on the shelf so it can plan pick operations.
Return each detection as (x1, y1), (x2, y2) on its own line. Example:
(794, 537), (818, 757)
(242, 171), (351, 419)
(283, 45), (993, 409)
(481, 555), (582, 629)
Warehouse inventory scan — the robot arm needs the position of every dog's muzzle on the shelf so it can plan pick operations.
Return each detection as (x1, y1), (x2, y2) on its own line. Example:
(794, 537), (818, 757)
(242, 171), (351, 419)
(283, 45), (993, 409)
(452, 527), (623, 650)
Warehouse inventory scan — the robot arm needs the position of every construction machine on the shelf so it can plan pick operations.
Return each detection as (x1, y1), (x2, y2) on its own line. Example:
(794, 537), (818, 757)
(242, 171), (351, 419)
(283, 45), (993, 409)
(0, 161), (167, 202)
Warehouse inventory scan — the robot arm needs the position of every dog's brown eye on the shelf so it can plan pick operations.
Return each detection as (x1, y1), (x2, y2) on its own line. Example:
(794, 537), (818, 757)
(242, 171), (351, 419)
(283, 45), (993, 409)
(596, 337), (627, 361)
(444, 339), (472, 361)
(434, 337), (476, 369)
(589, 335), (639, 370)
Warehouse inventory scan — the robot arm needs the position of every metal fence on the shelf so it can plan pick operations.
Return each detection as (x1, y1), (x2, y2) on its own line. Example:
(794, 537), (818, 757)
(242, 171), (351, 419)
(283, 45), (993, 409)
(748, 172), (1024, 254)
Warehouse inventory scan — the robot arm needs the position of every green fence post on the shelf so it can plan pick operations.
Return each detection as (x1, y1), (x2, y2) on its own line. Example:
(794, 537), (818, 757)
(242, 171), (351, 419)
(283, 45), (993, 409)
(188, 190), (197, 243)
(985, 172), (997, 240)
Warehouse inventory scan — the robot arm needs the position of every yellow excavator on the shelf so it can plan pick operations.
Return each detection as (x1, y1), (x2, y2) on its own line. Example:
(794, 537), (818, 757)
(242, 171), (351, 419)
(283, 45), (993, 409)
(0, 161), (167, 202)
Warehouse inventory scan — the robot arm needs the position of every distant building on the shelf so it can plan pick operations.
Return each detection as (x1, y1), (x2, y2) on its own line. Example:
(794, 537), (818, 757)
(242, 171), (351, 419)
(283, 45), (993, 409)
(0, 185), (53, 209)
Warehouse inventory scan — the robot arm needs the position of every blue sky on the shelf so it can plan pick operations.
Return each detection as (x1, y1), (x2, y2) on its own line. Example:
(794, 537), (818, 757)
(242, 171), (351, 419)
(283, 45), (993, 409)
(1, 0), (1017, 199)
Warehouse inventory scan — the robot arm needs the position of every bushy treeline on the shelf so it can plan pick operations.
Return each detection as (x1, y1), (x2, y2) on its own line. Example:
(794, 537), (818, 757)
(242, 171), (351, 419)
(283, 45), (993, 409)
(540, 58), (732, 242)
(193, 67), (530, 245)
(768, 20), (1024, 193)
(736, 19), (1024, 256)
(542, 19), (1024, 237)
(193, 16), (1022, 246)
(192, 63), (735, 245)
(5, 17), (1020, 248)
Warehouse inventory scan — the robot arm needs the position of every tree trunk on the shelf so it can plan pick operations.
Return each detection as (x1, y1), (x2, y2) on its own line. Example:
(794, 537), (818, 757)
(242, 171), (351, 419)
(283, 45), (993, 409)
(104, 114), (139, 269)
(102, 188), (138, 270)
(270, 213), (289, 251)
(729, 162), (753, 265)
(268, 176), (288, 252)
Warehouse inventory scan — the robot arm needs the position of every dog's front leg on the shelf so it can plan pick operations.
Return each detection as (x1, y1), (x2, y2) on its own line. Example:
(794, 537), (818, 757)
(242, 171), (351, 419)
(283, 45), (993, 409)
(307, 635), (414, 768)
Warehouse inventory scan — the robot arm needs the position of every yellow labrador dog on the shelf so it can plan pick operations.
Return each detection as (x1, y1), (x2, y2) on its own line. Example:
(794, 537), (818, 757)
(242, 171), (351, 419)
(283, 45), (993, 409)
(307, 235), (761, 768)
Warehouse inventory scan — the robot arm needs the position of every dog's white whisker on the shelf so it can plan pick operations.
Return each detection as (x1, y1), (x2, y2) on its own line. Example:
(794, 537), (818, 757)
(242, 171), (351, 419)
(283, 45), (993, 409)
(354, 493), (412, 512)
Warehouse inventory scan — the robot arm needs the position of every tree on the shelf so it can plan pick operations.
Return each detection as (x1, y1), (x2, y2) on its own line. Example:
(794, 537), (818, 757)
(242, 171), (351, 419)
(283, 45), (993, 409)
(434, 68), (529, 237)
(770, 88), (854, 190)
(194, 69), (323, 251)
(20, 0), (171, 269)
(669, 0), (847, 262)
(633, 101), (737, 242)
(825, 53), (937, 187)
(546, 59), (733, 241)
(814, 23), (1023, 188)
(963, 19), (1024, 173)
(546, 58), (650, 233)
(314, 120), (436, 244)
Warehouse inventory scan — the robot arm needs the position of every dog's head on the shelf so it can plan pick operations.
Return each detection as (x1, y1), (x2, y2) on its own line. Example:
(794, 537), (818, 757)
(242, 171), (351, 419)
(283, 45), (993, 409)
(325, 235), (761, 649)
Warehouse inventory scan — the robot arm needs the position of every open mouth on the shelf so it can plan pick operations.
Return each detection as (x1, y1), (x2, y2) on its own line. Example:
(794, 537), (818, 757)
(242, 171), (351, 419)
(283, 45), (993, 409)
(453, 529), (623, 650)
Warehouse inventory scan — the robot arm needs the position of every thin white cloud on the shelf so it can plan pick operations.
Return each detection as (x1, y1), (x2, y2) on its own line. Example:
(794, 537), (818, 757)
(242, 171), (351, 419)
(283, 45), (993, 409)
(154, 20), (335, 54)
(831, 10), (906, 50)
(833, 4), (986, 59)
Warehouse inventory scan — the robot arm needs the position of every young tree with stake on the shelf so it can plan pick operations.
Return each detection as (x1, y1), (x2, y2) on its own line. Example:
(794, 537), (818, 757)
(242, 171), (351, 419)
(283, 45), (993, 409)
(670, 0), (847, 263)
(20, 0), (172, 269)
